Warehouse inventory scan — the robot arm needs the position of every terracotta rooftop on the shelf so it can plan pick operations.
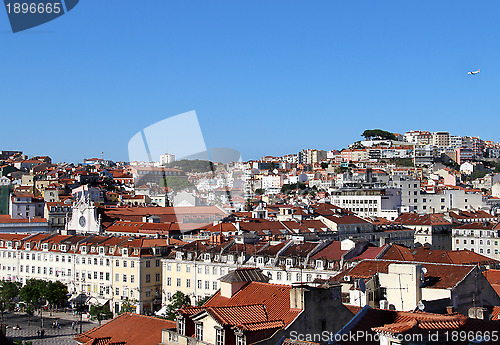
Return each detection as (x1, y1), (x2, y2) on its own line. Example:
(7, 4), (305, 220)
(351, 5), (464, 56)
(330, 259), (476, 290)
(204, 281), (301, 327)
(74, 313), (176, 345)
(337, 306), (500, 345)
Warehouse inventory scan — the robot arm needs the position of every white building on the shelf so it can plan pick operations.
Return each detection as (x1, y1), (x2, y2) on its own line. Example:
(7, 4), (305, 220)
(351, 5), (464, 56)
(160, 153), (175, 166)
(452, 221), (500, 259)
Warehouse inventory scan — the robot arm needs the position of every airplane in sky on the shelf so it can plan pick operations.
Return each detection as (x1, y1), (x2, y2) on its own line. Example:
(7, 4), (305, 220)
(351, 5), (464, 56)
(468, 69), (480, 75)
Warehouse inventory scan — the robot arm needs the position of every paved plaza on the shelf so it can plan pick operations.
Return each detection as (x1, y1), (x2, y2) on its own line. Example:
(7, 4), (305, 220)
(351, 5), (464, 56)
(1, 310), (98, 345)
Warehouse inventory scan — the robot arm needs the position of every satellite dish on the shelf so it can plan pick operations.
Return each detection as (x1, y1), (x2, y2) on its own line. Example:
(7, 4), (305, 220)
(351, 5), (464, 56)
(358, 278), (366, 293)
(417, 301), (425, 311)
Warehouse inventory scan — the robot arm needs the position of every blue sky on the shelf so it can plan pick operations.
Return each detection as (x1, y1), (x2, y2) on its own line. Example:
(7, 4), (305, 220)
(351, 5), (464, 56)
(1, 1), (499, 163)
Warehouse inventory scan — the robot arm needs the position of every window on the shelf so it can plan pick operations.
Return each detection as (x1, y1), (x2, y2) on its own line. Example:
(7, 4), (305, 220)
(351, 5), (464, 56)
(115, 260), (119, 267)
(167, 263), (172, 271)
(205, 281), (210, 290)
(236, 335), (246, 345)
(115, 273), (119, 282)
(106, 273), (110, 281)
(277, 272), (282, 280)
(145, 260), (151, 268)
(145, 274), (150, 283)
(123, 274), (127, 282)
(195, 323), (203, 341)
(157, 273), (162, 282)
(186, 265), (191, 273)
(100, 272), (104, 280)
(115, 287), (119, 296)
(167, 277), (172, 286)
(205, 266), (210, 274)
(176, 278), (181, 287)
(123, 261), (127, 268)
(176, 264), (181, 272)
(178, 318), (185, 336)
(131, 275), (135, 283)
(156, 259), (160, 267)
(213, 281), (218, 290)
(286, 272), (292, 281)
(186, 279), (191, 288)
(216, 328), (224, 345)
(197, 280), (202, 289)
(131, 261), (134, 268)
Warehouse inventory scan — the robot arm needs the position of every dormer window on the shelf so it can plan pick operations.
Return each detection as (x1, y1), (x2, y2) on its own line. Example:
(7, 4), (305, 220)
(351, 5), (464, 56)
(81, 247), (87, 254)
(42, 244), (48, 250)
(257, 257), (264, 264)
(204, 253), (210, 260)
(99, 247), (104, 254)
(176, 252), (182, 260)
(60, 245), (66, 251)
(6, 241), (12, 248)
(286, 258), (293, 266)
(236, 335), (246, 345)
(25, 243), (30, 250)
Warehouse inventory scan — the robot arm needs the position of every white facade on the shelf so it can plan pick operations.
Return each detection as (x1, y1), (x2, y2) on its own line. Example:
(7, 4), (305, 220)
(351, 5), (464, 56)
(160, 153), (175, 166)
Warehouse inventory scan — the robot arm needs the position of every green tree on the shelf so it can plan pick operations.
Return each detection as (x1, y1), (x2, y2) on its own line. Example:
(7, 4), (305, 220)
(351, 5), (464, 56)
(89, 303), (113, 325)
(20, 279), (46, 311)
(165, 291), (191, 320)
(43, 281), (68, 315)
(196, 295), (211, 307)
(165, 159), (215, 173)
(25, 305), (34, 326)
(362, 129), (397, 141)
(119, 298), (137, 314)
(255, 188), (265, 195)
(0, 280), (21, 323)
(161, 176), (195, 191)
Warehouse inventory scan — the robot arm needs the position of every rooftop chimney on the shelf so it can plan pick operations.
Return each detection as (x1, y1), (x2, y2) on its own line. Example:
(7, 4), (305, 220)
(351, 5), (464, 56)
(219, 268), (269, 298)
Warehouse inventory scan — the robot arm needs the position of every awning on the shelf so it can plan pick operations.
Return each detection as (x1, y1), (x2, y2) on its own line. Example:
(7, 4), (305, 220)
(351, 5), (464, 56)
(86, 297), (110, 306)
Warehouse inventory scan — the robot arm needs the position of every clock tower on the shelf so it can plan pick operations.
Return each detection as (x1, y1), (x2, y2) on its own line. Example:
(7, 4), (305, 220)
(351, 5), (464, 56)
(65, 193), (102, 234)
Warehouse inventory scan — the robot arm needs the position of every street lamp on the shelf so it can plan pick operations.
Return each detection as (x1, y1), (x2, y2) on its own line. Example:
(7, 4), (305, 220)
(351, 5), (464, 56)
(72, 293), (87, 335)
(39, 298), (44, 328)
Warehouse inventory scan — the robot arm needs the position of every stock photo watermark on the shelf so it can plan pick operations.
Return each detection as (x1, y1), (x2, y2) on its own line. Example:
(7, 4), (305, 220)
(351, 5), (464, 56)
(3, 0), (79, 33)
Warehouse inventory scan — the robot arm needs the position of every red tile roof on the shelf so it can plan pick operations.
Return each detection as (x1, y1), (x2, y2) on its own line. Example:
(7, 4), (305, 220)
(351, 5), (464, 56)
(395, 213), (452, 226)
(310, 241), (347, 261)
(330, 260), (476, 290)
(204, 281), (301, 327)
(75, 313), (176, 345)
(379, 244), (498, 265)
(338, 306), (500, 345)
